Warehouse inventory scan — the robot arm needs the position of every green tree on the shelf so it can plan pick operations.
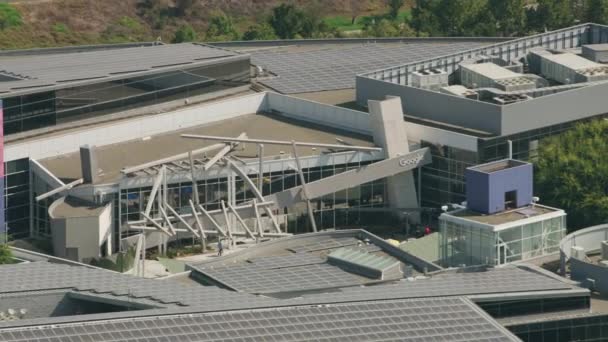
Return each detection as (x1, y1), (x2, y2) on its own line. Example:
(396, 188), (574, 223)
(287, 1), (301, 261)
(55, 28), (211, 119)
(0, 240), (12, 265)
(411, 0), (442, 36)
(386, 0), (405, 19)
(489, 0), (526, 36)
(364, 18), (399, 37)
(269, 4), (305, 39)
(205, 11), (239, 41)
(437, 0), (491, 36)
(532, 0), (575, 31)
(586, 0), (608, 24)
(172, 24), (197, 43)
(242, 23), (277, 40)
(535, 119), (608, 231)
(0, 4), (22, 30)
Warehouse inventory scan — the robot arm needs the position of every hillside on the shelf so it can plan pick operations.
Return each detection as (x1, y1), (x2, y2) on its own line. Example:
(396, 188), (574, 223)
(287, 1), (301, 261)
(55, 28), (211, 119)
(0, 0), (400, 49)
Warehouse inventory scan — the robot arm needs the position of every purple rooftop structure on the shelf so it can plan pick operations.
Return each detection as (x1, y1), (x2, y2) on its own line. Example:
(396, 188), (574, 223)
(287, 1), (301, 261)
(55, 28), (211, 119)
(465, 159), (533, 215)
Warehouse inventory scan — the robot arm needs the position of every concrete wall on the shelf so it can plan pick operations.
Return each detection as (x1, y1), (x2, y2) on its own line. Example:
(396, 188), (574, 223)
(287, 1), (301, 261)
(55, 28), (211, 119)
(501, 81), (608, 136)
(5, 92), (267, 162)
(560, 224), (608, 290)
(266, 92), (372, 135)
(357, 77), (503, 134)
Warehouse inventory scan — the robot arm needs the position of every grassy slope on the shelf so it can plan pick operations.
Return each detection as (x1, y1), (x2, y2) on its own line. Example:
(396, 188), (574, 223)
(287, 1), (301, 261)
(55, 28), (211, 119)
(0, 0), (413, 49)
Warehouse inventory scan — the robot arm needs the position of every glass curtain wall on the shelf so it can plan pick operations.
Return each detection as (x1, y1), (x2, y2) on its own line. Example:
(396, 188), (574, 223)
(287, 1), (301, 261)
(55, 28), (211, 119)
(4, 158), (30, 240)
(440, 215), (566, 267)
(120, 161), (388, 235)
(2, 59), (250, 135)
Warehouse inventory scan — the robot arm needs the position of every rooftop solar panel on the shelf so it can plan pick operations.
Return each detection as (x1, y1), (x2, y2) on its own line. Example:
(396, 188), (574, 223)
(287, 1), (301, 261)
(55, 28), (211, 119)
(0, 297), (520, 342)
(252, 42), (492, 94)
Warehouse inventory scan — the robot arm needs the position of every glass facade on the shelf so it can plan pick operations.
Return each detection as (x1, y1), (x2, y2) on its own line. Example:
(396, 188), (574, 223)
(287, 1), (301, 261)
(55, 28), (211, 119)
(4, 158), (30, 239)
(120, 161), (389, 236)
(479, 296), (590, 319)
(420, 113), (608, 209)
(2, 59), (250, 136)
(439, 214), (566, 267)
(509, 314), (608, 342)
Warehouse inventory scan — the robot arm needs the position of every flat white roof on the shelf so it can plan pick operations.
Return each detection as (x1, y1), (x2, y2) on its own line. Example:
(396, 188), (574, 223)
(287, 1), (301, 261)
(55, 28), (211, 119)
(542, 53), (601, 71)
(462, 63), (521, 80)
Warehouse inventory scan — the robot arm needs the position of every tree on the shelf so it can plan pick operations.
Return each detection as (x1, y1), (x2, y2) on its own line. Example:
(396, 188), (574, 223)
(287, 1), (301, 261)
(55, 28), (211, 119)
(411, 0), (442, 36)
(386, 0), (405, 19)
(532, 0), (575, 31)
(205, 11), (239, 41)
(0, 242), (12, 265)
(586, 0), (608, 24)
(348, 0), (367, 25)
(437, 0), (491, 36)
(175, 0), (194, 17)
(242, 23), (277, 40)
(0, 4), (22, 30)
(172, 24), (197, 43)
(269, 4), (305, 39)
(300, 3), (331, 38)
(489, 0), (526, 36)
(535, 119), (608, 231)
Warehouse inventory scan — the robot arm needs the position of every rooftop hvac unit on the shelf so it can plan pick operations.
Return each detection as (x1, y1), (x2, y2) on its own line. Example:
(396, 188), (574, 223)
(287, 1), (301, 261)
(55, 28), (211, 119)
(602, 241), (608, 261)
(460, 63), (535, 91)
(582, 44), (608, 63)
(440, 85), (479, 100)
(539, 52), (608, 84)
(410, 68), (448, 91)
(571, 245), (586, 260)
(491, 94), (531, 105)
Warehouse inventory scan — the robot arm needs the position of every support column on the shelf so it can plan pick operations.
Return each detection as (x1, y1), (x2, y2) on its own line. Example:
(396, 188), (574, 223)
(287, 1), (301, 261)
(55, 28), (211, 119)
(368, 96), (420, 223)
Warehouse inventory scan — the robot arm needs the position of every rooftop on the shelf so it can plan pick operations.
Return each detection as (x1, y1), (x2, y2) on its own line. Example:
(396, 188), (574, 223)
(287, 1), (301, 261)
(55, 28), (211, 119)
(462, 62), (522, 80)
(187, 230), (433, 296)
(249, 40), (497, 94)
(448, 204), (562, 226)
(39, 113), (374, 184)
(469, 159), (529, 173)
(0, 43), (243, 97)
(49, 196), (107, 219)
(542, 52), (601, 71)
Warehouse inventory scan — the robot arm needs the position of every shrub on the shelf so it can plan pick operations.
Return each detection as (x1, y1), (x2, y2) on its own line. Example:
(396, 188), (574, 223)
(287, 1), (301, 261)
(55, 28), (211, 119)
(0, 4), (22, 30)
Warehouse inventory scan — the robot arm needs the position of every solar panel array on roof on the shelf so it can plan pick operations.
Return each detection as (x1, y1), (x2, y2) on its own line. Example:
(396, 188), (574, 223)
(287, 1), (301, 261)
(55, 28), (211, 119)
(328, 247), (402, 279)
(0, 297), (520, 342)
(0, 43), (240, 94)
(0, 262), (272, 310)
(247, 253), (325, 269)
(252, 42), (493, 93)
(295, 266), (574, 305)
(196, 263), (364, 294)
(286, 237), (360, 253)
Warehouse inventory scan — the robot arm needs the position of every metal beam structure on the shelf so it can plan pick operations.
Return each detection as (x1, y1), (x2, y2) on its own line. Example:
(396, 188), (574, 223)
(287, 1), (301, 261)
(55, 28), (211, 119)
(266, 148), (431, 208)
(35, 178), (84, 202)
(203, 133), (247, 171)
(291, 141), (317, 233)
(122, 143), (225, 175)
(227, 202), (256, 240)
(181, 134), (383, 152)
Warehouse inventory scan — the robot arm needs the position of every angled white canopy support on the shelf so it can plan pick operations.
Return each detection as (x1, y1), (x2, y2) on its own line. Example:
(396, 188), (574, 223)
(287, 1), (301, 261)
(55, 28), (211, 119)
(121, 143), (225, 175)
(227, 202), (256, 240)
(253, 199), (264, 238)
(291, 141), (317, 232)
(141, 212), (173, 237)
(188, 152), (200, 205)
(159, 207), (176, 236)
(198, 204), (228, 237)
(145, 167), (165, 216)
(220, 200), (233, 243)
(227, 158), (281, 234)
(129, 225), (288, 237)
(166, 203), (199, 238)
(35, 178), (84, 202)
(204, 132), (247, 171)
(189, 200), (205, 239)
(181, 134), (383, 152)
